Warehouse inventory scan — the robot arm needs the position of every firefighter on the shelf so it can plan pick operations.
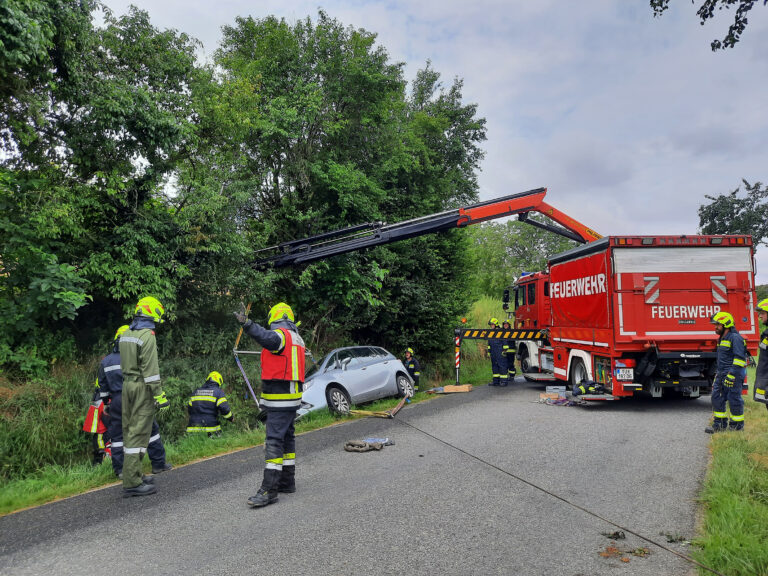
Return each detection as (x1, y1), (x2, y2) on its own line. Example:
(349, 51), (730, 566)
(705, 311), (747, 433)
(186, 371), (234, 436)
(85, 378), (110, 466)
(119, 296), (171, 497)
(753, 298), (768, 410)
(99, 325), (172, 479)
(501, 319), (516, 382)
(404, 348), (421, 392)
(487, 318), (507, 386)
(234, 302), (305, 508)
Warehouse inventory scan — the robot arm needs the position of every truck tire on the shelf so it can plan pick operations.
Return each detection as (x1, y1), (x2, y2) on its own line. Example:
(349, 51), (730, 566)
(519, 346), (537, 373)
(569, 358), (587, 389)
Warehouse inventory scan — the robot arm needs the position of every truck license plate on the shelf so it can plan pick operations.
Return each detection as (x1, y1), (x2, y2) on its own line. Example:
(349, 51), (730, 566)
(615, 368), (634, 381)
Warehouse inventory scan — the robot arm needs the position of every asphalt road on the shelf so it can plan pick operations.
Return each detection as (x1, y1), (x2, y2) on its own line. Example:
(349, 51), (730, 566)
(0, 379), (713, 576)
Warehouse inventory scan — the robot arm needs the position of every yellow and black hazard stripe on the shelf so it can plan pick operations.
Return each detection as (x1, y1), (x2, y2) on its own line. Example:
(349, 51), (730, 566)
(458, 329), (544, 340)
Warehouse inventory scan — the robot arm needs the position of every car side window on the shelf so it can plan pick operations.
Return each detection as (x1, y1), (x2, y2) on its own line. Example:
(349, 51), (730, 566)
(337, 349), (361, 368)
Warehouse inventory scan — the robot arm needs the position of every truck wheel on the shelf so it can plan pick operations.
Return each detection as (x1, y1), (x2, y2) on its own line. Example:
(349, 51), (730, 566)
(569, 358), (588, 389)
(520, 347), (537, 373)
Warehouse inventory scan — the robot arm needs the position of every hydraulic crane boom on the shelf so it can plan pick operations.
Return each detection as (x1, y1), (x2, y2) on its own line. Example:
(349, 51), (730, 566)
(252, 187), (601, 269)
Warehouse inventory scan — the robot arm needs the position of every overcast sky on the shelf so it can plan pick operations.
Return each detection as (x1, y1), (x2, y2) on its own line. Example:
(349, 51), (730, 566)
(101, 1), (768, 275)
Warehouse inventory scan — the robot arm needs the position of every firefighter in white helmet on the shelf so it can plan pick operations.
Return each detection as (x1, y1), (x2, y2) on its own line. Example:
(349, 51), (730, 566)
(705, 311), (747, 433)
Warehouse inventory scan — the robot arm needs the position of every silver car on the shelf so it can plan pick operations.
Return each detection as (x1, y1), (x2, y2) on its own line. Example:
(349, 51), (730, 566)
(298, 346), (415, 417)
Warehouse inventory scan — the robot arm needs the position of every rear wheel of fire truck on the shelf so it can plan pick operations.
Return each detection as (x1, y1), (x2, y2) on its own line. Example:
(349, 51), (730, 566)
(569, 358), (588, 390)
(519, 346), (537, 373)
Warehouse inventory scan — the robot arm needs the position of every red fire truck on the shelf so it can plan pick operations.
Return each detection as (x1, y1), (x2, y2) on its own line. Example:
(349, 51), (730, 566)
(509, 235), (758, 399)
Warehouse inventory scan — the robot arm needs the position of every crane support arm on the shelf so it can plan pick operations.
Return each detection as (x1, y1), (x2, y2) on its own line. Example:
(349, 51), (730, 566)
(252, 187), (600, 269)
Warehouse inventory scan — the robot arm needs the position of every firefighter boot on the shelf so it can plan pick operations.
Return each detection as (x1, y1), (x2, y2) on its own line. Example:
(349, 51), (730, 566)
(122, 482), (157, 498)
(248, 469), (280, 508)
(705, 418), (728, 434)
(278, 465), (296, 493)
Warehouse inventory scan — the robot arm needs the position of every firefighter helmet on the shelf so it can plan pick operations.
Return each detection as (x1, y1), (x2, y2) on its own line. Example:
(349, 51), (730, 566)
(489, 318), (499, 326)
(114, 324), (130, 341)
(406, 347), (414, 355)
(268, 302), (294, 324)
(712, 311), (735, 328)
(207, 371), (223, 386)
(757, 298), (768, 313)
(135, 296), (165, 323)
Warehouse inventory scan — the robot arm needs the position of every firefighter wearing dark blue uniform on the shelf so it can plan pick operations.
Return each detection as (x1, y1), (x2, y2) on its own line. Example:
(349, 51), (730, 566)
(706, 311), (747, 433)
(235, 302), (305, 508)
(187, 371), (233, 435)
(502, 320), (516, 383)
(98, 325), (172, 478)
(487, 318), (507, 386)
(404, 348), (421, 392)
(754, 298), (768, 411)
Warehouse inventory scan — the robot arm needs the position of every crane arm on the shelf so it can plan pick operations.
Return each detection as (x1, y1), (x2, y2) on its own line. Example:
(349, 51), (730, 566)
(252, 187), (600, 269)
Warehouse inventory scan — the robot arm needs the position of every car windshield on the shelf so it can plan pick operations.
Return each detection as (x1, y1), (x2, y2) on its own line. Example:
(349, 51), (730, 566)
(304, 352), (331, 379)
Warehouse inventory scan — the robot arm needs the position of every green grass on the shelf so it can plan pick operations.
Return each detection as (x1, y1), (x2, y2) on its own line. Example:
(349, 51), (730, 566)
(693, 369), (768, 575)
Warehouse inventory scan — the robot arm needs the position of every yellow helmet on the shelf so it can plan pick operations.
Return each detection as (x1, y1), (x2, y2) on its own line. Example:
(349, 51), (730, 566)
(489, 318), (499, 326)
(406, 347), (414, 355)
(207, 371), (223, 386)
(114, 325), (130, 341)
(712, 311), (735, 328)
(757, 298), (768, 313)
(268, 302), (294, 324)
(135, 296), (165, 323)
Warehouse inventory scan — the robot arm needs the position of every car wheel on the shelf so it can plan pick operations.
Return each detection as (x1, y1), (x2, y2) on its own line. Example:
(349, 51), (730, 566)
(570, 358), (588, 389)
(396, 374), (414, 398)
(326, 385), (351, 414)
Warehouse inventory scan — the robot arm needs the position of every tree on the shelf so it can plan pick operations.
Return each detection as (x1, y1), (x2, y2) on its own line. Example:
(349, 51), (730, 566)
(698, 179), (768, 244)
(651, 0), (768, 50)
(465, 220), (578, 299)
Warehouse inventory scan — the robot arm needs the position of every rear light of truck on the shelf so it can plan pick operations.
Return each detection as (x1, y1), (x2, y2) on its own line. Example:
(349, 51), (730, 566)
(615, 359), (636, 368)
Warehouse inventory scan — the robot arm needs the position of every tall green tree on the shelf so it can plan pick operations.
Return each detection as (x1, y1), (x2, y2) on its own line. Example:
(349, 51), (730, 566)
(195, 13), (487, 359)
(651, 0), (767, 50)
(0, 3), (204, 372)
(465, 220), (578, 299)
(698, 179), (768, 244)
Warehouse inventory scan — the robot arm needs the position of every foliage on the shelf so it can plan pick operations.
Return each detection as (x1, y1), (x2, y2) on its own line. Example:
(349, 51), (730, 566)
(464, 219), (578, 299)
(651, 0), (768, 50)
(694, 372), (768, 575)
(698, 179), (768, 245)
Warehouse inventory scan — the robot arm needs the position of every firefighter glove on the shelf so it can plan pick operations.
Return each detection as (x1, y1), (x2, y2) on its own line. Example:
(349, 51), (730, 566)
(724, 373), (736, 387)
(154, 391), (171, 411)
(233, 303), (251, 326)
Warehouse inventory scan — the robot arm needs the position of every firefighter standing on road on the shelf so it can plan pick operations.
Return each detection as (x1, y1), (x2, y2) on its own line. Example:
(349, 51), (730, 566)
(99, 325), (172, 478)
(186, 371), (234, 436)
(404, 348), (421, 392)
(119, 296), (171, 497)
(705, 311), (747, 433)
(502, 319), (516, 383)
(487, 318), (507, 386)
(235, 302), (305, 508)
(753, 299), (768, 411)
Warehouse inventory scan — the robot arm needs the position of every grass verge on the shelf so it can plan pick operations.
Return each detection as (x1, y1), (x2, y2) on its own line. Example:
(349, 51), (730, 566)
(693, 373), (768, 576)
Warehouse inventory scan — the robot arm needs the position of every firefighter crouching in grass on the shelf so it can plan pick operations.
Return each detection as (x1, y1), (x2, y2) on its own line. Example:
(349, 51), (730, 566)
(754, 299), (768, 411)
(234, 302), (305, 508)
(187, 371), (234, 436)
(705, 311), (747, 434)
(119, 296), (171, 497)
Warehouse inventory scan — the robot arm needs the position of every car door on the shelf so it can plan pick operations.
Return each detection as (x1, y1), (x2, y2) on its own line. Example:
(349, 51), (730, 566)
(333, 348), (370, 403)
(352, 347), (392, 402)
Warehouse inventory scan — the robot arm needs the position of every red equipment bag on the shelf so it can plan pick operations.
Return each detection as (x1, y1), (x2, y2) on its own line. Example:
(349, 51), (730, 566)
(83, 403), (107, 434)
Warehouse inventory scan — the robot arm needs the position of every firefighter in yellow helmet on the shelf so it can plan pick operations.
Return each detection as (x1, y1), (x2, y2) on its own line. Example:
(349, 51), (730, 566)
(754, 298), (768, 410)
(119, 296), (170, 497)
(186, 371), (234, 436)
(404, 347), (421, 392)
(705, 311), (747, 433)
(487, 318), (507, 386)
(234, 302), (305, 508)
